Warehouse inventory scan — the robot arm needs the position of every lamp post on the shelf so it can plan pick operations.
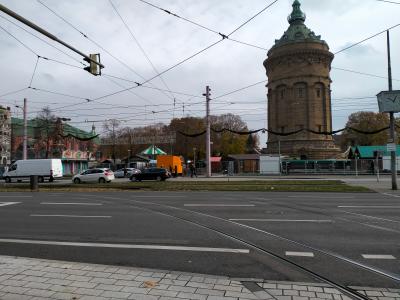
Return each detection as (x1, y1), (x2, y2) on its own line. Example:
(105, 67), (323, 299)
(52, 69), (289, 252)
(128, 149), (131, 168)
(193, 147), (196, 168)
(15, 100), (27, 160)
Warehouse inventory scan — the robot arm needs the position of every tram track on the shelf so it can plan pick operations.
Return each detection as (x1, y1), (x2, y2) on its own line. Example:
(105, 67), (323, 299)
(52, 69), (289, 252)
(104, 195), (400, 300)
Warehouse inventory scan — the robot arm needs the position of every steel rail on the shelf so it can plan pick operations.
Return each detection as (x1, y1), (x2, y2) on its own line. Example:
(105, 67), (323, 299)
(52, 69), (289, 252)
(95, 195), (386, 300)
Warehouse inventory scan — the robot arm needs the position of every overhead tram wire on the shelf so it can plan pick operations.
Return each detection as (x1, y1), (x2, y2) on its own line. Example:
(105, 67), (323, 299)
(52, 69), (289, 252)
(102, 73), (203, 98)
(36, 0), (181, 103)
(137, 0), (269, 51)
(376, 0), (400, 4)
(334, 22), (400, 55)
(92, 0), (279, 102)
(0, 14), (86, 66)
(109, 0), (177, 101)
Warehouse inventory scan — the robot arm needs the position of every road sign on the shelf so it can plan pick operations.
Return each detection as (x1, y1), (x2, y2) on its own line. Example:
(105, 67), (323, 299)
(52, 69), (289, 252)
(377, 90), (400, 112)
(387, 143), (396, 152)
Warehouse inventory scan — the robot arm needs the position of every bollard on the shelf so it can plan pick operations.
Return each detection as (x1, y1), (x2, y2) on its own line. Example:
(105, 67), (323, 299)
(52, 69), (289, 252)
(30, 175), (38, 191)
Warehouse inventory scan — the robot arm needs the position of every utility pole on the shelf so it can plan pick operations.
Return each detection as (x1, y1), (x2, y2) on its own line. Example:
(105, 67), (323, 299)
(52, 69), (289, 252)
(387, 30), (397, 190)
(23, 98), (27, 160)
(204, 86), (211, 178)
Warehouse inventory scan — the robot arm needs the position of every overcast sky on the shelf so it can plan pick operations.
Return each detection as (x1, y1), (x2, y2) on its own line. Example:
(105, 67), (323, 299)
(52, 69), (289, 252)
(0, 0), (399, 146)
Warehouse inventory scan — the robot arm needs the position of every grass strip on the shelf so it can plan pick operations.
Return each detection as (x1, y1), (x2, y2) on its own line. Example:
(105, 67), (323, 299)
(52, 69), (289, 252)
(0, 180), (371, 193)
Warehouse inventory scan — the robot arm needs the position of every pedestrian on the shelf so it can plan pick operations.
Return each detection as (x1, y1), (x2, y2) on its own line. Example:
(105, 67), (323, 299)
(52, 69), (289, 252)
(174, 165), (178, 178)
(189, 163), (194, 178)
(193, 164), (197, 178)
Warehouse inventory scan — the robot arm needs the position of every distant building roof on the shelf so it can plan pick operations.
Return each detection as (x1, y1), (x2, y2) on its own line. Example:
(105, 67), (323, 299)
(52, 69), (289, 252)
(228, 154), (260, 160)
(12, 117), (99, 142)
(350, 145), (400, 158)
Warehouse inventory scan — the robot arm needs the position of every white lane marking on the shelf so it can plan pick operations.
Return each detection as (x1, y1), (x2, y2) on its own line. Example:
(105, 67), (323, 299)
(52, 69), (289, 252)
(40, 202), (103, 206)
(0, 196), (32, 198)
(288, 196), (355, 199)
(184, 204), (255, 207)
(229, 219), (333, 223)
(285, 251), (314, 257)
(362, 254), (396, 260)
(133, 196), (185, 198)
(342, 211), (400, 224)
(30, 214), (111, 218)
(382, 193), (400, 198)
(0, 239), (249, 253)
(0, 202), (21, 207)
(338, 206), (400, 208)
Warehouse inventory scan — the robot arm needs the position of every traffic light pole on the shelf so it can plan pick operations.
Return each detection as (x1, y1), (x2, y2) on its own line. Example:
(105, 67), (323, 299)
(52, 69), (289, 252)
(23, 98), (27, 160)
(387, 30), (397, 190)
(0, 3), (104, 70)
(205, 86), (211, 178)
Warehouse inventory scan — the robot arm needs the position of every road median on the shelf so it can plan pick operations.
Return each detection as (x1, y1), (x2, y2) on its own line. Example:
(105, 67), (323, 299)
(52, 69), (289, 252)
(0, 180), (371, 192)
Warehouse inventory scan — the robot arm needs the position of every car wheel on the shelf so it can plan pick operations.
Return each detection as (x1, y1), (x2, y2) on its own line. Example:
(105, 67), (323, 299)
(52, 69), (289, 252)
(156, 176), (162, 181)
(38, 176), (44, 183)
(4, 177), (11, 183)
(73, 178), (81, 184)
(99, 178), (106, 184)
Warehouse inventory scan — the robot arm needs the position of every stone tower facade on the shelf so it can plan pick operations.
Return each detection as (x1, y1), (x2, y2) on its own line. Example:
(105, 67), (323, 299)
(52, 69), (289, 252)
(264, 0), (340, 159)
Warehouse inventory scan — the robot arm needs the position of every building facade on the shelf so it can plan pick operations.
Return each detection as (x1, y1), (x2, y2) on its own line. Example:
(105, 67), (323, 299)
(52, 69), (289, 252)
(264, 0), (340, 159)
(0, 106), (11, 166)
(11, 118), (99, 175)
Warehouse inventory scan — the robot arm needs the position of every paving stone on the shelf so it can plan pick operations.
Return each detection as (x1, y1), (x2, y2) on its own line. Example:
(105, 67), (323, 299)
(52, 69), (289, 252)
(1, 285), (30, 294)
(65, 275), (91, 282)
(284, 289), (299, 296)
(101, 290), (132, 298)
(186, 281), (214, 289)
(121, 286), (150, 294)
(70, 280), (99, 288)
(207, 296), (237, 300)
(128, 294), (159, 300)
(52, 292), (80, 300)
(75, 287), (105, 296)
(148, 289), (178, 297)
(90, 277), (117, 285)
(0, 293), (33, 300)
(195, 288), (225, 296)
(225, 290), (258, 299)
(25, 288), (55, 297)
(176, 291), (207, 299)
(96, 283), (123, 291)
(23, 281), (52, 289)
(115, 279), (143, 287)
(214, 284), (242, 292)
(168, 285), (196, 293)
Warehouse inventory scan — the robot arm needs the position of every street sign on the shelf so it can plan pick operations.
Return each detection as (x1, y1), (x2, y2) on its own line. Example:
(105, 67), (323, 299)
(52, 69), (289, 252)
(387, 143), (397, 152)
(377, 90), (400, 113)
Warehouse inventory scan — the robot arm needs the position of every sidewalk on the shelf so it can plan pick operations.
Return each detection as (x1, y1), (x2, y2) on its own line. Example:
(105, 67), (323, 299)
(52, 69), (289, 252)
(0, 255), (398, 300)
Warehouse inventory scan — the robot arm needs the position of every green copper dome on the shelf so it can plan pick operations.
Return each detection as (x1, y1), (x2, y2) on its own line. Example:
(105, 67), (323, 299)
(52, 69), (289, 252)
(273, 0), (327, 48)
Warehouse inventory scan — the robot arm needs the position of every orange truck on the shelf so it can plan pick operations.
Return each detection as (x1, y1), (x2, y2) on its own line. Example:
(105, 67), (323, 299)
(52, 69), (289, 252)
(157, 155), (183, 175)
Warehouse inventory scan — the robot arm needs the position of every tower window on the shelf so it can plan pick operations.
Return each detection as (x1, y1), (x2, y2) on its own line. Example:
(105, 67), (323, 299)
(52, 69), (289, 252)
(280, 89), (285, 99)
(316, 88), (321, 98)
(298, 88), (304, 98)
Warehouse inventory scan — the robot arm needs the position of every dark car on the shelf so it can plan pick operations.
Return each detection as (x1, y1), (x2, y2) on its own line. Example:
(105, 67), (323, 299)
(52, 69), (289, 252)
(130, 168), (170, 182)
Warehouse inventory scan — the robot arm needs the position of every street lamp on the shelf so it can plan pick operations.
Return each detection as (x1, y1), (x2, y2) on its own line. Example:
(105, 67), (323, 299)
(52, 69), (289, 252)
(193, 147), (196, 167)
(128, 149), (131, 167)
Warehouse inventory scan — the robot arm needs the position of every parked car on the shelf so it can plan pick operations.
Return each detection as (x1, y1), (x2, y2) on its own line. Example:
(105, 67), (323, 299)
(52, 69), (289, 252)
(130, 168), (170, 182)
(72, 168), (114, 184)
(114, 168), (141, 178)
(3, 159), (63, 183)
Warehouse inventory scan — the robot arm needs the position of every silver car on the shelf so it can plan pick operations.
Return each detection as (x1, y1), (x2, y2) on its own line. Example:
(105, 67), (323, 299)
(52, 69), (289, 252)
(72, 168), (115, 184)
(114, 168), (141, 178)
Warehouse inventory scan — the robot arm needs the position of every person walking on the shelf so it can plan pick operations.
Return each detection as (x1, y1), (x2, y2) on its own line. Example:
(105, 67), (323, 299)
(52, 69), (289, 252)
(189, 163), (194, 178)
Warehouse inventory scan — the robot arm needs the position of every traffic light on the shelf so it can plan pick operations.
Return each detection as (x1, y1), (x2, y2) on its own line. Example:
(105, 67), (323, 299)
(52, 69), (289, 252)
(84, 54), (101, 76)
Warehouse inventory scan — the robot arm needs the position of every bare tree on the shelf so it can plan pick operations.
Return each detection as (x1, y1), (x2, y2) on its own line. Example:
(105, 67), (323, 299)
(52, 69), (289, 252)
(103, 119), (121, 165)
(36, 107), (57, 159)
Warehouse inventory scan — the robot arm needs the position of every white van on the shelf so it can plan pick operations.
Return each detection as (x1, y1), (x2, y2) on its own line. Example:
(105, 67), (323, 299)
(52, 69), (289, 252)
(3, 159), (63, 183)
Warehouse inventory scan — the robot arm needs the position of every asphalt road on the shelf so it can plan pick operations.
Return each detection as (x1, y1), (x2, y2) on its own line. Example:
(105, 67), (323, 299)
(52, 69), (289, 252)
(0, 191), (399, 289)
